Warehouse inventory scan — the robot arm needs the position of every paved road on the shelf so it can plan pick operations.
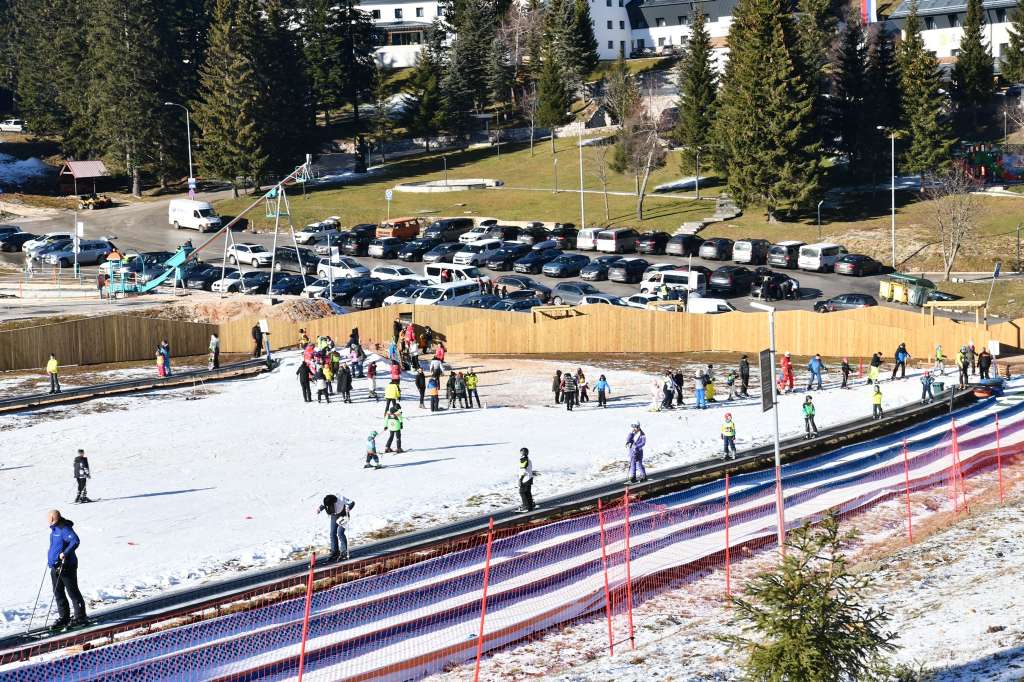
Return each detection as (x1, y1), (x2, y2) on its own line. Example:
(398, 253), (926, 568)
(0, 193), (887, 314)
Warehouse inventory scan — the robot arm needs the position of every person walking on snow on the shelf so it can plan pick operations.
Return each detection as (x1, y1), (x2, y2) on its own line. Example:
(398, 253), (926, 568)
(891, 343), (910, 380)
(561, 370), (578, 411)
(46, 510), (87, 630)
(725, 369), (738, 401)
(872, 385), (883, 420)
(920, 371), (934, 404)
(73, 449), (91, 503)
(721, 413), (737, 459)
(315, 365), (330, 403)
(968, 343), (977, 376)
(627, 422), (648, 483)
(935, 345), (945, 375)
(661, 372), (676, 410)
(803, 396), (819, 439)
(738, 355), (750, 397)
(365, 431), (381, 469)
(957, 346), (970, 387)
(840, 357), (851, 389)
(518, 448), (535, 512)
(317, 494), (354, 561)
(455, 372), (469, 408)
(46, 353), (61, 394)
(297, 361), (312, 402)
(780, 353), (794, 393)
(367, 361), (379, 401)
(978, 349), (993, 380)
(868, 352), (882, 385)
(576, 369), (589, 403)
(807, 354), (825, 391)
(427, 374), (440, 411)
(337, 363), (352, 403)
(594, 374), (611, 407)
(415, 368), (426, 408)
(384, 380), (401, 415)
(552, 370), (563, 404)
(159, 340), (171, 376)
(466, 368), (482, 408)
(384, 406), (404, 452)
(694, 368), (707, 409)
(673, 369), (686, 406)
(251, 323), (263, 358)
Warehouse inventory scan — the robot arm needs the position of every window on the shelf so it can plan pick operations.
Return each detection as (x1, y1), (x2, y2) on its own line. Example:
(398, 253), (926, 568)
(656, 17), (666, 27)
(620, 40), (626, 52)
(996, 8), (1006, 22)
(948, 13), (958, 27)
(371, 9), (380, 18)
(619, 20), (625, 29)
(607, 19), (613, 28)
(607, 0), (612, 5)
(394, 8), (402, 19)
(679, 15), (688, 25)
(416, 7), (423, 17)
(1001, 42), (1010, 56)
(619, 0), (623, 6)
(925, 16), (934, 29)
(951, 48), (961, 56)
(608, 40), (614, 49)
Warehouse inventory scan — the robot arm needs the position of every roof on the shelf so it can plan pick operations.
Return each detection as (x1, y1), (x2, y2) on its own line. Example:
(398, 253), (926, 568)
(889, 0), (1016, 17)
(60, 161), (109, 179)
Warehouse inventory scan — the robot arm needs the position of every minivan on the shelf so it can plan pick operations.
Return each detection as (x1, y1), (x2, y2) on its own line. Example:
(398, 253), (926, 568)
(798, 243), (848, 272)
(453, 239), (502, 265)
(576, 228), (601, 251)
(422, 217), (474, 242)
(640, 269), (707, 296)
(767, 241), (805, 269)
(168, 199), (222, 232)
(595, 228), (640, 254)
(376, 217), (422, 240)
(416, 281), (481, 306)
(732, 239), (771, 265)
(423, 262), (485, 284)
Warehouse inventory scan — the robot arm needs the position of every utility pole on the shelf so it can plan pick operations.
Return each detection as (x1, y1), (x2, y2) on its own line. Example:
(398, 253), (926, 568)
(750, 301), (785, 557)
(578, 129), (585, 228)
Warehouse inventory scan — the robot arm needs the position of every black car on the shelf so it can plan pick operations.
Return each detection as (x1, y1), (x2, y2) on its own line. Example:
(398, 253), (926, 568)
(341, 234), (372, 257)
(636, 231), (671, 255)
(0, 225), (20, 240)
(542, 253), (590, 278)
(608, 257), (650, 284)
(750, 268), (800, 300)
(319, 276), (373, 305)
(699, 238), (734, 261)
(513, 248), (563, 274)
(834, 254), (882, 277)
(709, 265), (755, 294)
(665, 234), (704, 257)
(0, 232), (38, 252)
(493, 274), (551, 295)
(579, 255), (623, 281)
(368, 237), (404, 259)
(350, 280), (407, 309)
(814, 293), (879, 312)
(517, 226), (550, 246)
(349, 223), (378, 239)
(486, 242), (533, 270)
(547, 226), (579, 250)
(398, 238), (441, 262)
(460, 294), (505, 309)
(186, 264), (237, 290)
(273, 246), (317, 275)
(423, 242), (463, 264)
(269, 274), (307, 295)
(486, 225), (521, 242)
(237, 271), (272, 295)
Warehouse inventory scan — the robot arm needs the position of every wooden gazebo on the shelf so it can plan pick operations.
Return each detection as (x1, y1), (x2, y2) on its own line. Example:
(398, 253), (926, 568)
(59, 160), (109, 196)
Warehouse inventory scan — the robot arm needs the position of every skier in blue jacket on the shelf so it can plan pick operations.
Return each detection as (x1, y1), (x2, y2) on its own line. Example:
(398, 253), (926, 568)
(594, 375), (611, 407)
(806, 354), (825, 391)
(46, 510), (87, 629)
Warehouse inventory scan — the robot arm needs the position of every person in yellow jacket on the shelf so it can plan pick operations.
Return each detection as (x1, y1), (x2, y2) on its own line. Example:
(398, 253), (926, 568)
(871, 385), (883, 420)
(322, 361), (334, 395)
(721, 413), (737, 460)
(46, 353), (61, 394)
(465, 368), (481, 408)
(384, 380), (401, 415)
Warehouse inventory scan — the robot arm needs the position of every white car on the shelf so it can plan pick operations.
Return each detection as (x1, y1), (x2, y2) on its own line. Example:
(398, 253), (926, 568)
(227, 243), (273, 267)
(458, 226), (491, 244)
(294, 222), (340, 245)
(23, 232), (73, 254)
(371, 265), (417, 281)
(210, 271), (243, 292)
(0, 118), (24, 133)
(383, 284), (427, 306)
(645, 263), (677, 274)
(453, 239), (502, 266)
(579, 293), (627, 306)
(623, 293), (658, 309)
(316, 256), (369, 279)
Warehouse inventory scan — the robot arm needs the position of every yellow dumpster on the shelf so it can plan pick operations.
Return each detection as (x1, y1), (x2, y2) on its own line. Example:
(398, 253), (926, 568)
(878, 280), (893, 301)
(891, 282), (909, 304)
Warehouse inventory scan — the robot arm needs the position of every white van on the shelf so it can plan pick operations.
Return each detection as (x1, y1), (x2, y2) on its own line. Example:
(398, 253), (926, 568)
(798, 243), (848, 272)
(423, 262), (486, 284)
(595, 227), (640, 254)
(576, 228), (601, 251)
(640, 269), (707, 296)
(452, 239), (502, 265)
(686, 297), (737, 314)
(415, 281), (480, 306)
(169, 199), (222, 232)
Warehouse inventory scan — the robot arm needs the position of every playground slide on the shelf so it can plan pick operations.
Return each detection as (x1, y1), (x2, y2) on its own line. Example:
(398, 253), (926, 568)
(109, 246), (192, 295)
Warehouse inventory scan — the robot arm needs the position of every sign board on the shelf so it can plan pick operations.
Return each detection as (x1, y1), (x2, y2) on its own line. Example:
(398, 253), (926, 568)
(76, 221), (85, 237)
(258, 319), (270, 334)
(385, 189), (393, 201)
(187, 177), (197, 190)
(759, 349), (773, 413)
(989, 339), (1001, 357)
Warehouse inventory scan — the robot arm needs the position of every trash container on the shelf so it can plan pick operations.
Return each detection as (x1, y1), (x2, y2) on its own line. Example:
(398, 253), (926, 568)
(891, 282), (909, 304)
(878, 280), (893, 301)
(908, 285), (930, 307)
(933, 381), (945, 394)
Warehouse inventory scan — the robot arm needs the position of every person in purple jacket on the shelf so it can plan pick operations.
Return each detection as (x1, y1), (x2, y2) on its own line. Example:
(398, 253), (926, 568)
(47, 509), (87, 629)
(626, 422), (648, 484)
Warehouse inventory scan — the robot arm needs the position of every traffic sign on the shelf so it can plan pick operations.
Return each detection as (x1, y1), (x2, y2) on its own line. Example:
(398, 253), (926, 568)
(385, 189), (393, 201)
(187, 177), (197, 190)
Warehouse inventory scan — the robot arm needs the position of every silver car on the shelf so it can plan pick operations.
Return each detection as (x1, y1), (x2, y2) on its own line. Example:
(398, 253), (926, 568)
(44, 239), (115, 267)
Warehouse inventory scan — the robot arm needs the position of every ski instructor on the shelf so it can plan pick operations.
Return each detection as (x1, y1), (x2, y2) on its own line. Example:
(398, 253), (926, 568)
(47, 509), (88, 630)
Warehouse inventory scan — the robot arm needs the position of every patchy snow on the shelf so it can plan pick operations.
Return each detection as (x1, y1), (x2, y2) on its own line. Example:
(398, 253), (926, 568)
(654, 176), (709, 192)
(0, 153), (51, 186)
(0, 352), (929, 634)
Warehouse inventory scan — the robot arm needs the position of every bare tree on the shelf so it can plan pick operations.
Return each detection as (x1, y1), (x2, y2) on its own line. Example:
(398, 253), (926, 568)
(590, 142), (613, 221)
(498, 2), (543, 106)
(923, 165), (983, 281)
(520, 84), (539, 156)
(619, 112), (667, 220)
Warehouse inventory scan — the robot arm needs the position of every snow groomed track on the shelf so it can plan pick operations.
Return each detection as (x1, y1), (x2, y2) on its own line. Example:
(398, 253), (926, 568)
(4, 386), (1022, 682)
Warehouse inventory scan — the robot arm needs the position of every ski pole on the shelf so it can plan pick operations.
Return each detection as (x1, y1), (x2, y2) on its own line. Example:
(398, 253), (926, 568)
(24, 566), (48, 633)
(42, 561), (66, 629)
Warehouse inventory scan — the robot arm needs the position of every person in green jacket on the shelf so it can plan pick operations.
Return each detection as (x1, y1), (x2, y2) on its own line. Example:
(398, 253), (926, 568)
(803, 396), (818, 439)
(383, 406), (405, 453)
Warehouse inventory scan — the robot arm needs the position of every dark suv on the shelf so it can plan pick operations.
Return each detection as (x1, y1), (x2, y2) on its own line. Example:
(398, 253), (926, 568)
(486, 225), (521, 241)
(666, 234), (703, 257)
(699, 238), (734, 261)
(608, 258), (650, 283)
(636, 231), (671, 255)
(517, 226), (550, 246)
(709, 265), (755, 294)
(485, 242), (532, 270)
(273, 246), (318, 275)
(341, 233), (372, 257)
(398, 237), (441, 262)
(547, 225), (579, 250)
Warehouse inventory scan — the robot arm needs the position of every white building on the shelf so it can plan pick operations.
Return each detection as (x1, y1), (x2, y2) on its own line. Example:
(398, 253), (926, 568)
(357, 0), (442, 68)
(888, 0), (1016, 71)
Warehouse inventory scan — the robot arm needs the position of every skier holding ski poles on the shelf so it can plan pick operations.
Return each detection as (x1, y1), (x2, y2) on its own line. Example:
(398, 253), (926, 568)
(46, 510), (88, 630)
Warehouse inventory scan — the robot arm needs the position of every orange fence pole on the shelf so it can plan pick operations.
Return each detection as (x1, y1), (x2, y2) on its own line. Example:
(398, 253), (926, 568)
(597, 499), (614, 656)
(296, 552), (316, 682)
(622, 490), (636, 650)
(473, 518), (495, 682)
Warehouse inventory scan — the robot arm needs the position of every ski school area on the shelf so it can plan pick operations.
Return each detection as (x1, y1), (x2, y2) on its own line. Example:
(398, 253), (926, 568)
(0, 328), (1020, 679)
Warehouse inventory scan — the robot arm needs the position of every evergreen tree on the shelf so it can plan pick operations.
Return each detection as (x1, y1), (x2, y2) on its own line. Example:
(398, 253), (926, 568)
(951, 0), (995, 136)
(0, 0), (15, 109)
(336, 0), (378, 124)
(402, 41), (443, 151)
(440, 37), (477, 141)
(832, 13), (868, 177)
(1003, 0), (1024, 83)
(536, 48), (572, 152)
(712, 0), (821, 220)
(371, 64), (394, 162)
(193, 0), (267, 196)
(864, 26), (901, 183)
(795, 0), (836, 152)
(603, 51), (640, 124)
(487, 34), (515, 111)
(572, 0), (599, 79)
(673, 11), (717, 177)
(897, 1), (954, 174)
(260, 0), (314, 175)
(444, 0), (497, 111)
(544, 0), (582, 93)
(525, 0), (544, 80)
(298, 0), (346, 124)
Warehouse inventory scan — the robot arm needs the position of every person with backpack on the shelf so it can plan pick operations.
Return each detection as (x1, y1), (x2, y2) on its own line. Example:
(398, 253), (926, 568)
(802, 396), (818, 439)
(721, 413), (737, 459)
(365, 431), (381, 469)
(626, 422), (648, 483)
(594, 374), (611, 407)
(517, 448), (535, 512)
(317, 495), (355, 561)
(73, 450), (92, 503)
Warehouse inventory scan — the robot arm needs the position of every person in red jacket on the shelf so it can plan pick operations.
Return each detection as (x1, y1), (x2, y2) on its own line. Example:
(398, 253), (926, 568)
(780, 352), (795, 393)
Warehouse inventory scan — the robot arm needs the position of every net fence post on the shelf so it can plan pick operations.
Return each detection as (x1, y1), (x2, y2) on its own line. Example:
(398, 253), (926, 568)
(952, 419), (968, 512)
(996, 414), (1005, 506)
(901, 440), (913, 543)
(296, 552), (316, 682)
(597, 498), (615, 657)
(622, 490), (636, 650)
(473, 517), (495, 682)
(724, 472), (732, 601)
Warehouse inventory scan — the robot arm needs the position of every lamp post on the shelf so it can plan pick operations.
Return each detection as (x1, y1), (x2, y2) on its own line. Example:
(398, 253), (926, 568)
(553, 157), (558, 194)
(877, 126), (896, 269)
(164, 102), (194, 187)
(695, 148), (702, 200)
(750, 300), (786, 557)
(443, 155), (449, 186)
(578, 129), (585, 228)
(816, 199), (823, 242)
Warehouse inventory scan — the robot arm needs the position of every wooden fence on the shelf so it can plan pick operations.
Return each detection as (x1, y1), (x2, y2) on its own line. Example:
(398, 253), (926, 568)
(0, 316), (217, 371)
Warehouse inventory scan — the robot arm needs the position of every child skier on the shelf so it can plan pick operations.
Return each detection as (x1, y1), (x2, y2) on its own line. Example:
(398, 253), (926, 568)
(721, 413), (737, 459)
(872, 385), (883, 419)
(365, 430), (381, 469)
(803, 396), (818, 439)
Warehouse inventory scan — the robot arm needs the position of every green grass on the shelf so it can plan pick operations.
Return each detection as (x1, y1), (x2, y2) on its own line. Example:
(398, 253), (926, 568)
(587, 56), (677, 81)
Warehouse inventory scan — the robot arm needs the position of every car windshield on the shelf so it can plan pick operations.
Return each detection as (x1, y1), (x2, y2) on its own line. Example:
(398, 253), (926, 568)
(420, 287), (444, 299)
(336, 257), (359, 267)
(461, 267), (481, 277)
(197, 209), (217, 218)
(247, 245), (268, 253)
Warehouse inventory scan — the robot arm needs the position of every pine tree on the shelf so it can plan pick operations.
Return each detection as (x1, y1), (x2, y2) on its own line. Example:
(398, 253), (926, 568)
(724, 514), (898, 680)
(673, 10), (717, 177)
(897, 1), (954, 174)
(951, 0), (995, 136)
(712, 0), (821, 220)
(337, 0), (378, 124)
(444, 0), (497, 110)
(1003, 0), (1024, 83)
(193, 0), (267, 196)
(832, 13), (867, 178)
(544, 0), (582, 93)
(795, 0), (836, 153)
(572, 0), (599, 79)
(402, 42), (443, 151)
(260, 0), (314, 176)
(602, 51), (640, 125)
(525, 0), (544, 80)
(297, 0), (346, 124)
(487, 35), (515, 112)
(440, 37), (477, 141)
(864, 26), (901, 184)
(536, 48), (572, 152)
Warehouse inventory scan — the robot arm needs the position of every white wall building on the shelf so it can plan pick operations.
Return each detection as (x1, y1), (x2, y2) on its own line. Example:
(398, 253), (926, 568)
(357, 0), (442, 68)
(889, 0), (1016, 70)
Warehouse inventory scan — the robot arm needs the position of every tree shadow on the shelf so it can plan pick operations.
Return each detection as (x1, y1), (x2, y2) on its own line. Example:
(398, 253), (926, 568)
(415, 442), (511, 452)
(102, 487), (215, 501)
(0, 464), (32, 472)
(921, 645), (1024, 681)
(380, 457), (456, 469)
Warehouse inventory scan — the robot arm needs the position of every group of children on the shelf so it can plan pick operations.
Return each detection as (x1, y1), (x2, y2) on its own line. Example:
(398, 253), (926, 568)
(552, 369), (611, 410)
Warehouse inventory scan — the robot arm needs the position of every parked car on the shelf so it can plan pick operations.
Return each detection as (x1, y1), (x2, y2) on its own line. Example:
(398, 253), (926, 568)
(383, 283), (428, 306)
(317, 276), (374, 305)
(459, 225), (492, 244)
(375, 217), (422, 240)
(576, 227), (601, 251)
(368, 237), (404, 259)
(422, 217), (473, 242)
(750, 269), (801, 300)
(397, 238), (441, 262)
(699, 238), (734, 261)
(28, 239), (73, 262)
(513, 248), (563, 274)
(732, 239), (771, 265)
(608, 257), (651, 284)
(492, 298), (542, 312)
(517, 226), (550, 246)
(579, 293), (627, 306)
(269, 274), (307, 295)
(636, 231), (671, 255)
(547, 226), (579, 250)
(43, 239), (115, 267)
(595, 228), (639, 254)
(0, 232), (39, 252)
(350, 280), (408, 309)
(186, 264), (235, 290)
(23, 232), (73, 255)
(542, 253), (591, 278)
(709, 265), (755, 294)
(227, 243), (273, 267)
(370, 265), (418, 280)
(236, 271), (272, 294)
(767, 241), (805, 269)
(623, 292), (659, 309)
(294, 221), (341, 244)
(273, 246), (317, 275)
(550, 281), (600, 305)
(316, 256), (370, 279)
(834, 254), (882, 277)
(493, 275), (551, 295)
(168, 199), (220, 231)
(813, 293), (879, 312)
(0, 118), (25, 133)
(485, 242), (532, 270)
(798, 243), (848, 272)
(485, 225), (521, 242)
(0, 225), (21, 240)
(341, 233), (373, 257)
(665, 233), (704, 257)
(580, 255), (623, 281)
(422, 242), (464, 264)
(459, 294), (505, 309)
(453, 239), (502, 265)
(349, 223), (378, 239)
(313, 231), (349, 256)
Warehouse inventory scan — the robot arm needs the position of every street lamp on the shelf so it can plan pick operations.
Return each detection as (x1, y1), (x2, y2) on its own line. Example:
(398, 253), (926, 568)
(164, 102), (194, 189)
(877, 126), (896, 269)
(750, 300), (786, 558)
(443, 155), (449, 186)
(553, 157), (559, 194)
(816, 199), (823, 242)
(578, 129), (585, 228)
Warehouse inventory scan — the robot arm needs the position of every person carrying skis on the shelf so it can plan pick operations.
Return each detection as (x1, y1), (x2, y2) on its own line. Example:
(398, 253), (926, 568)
(840, 357), (851, 389)
(738, 355), (750, 398)
(365, 431), (381, 469)
(518, 448), (535, 512)
(465, 368), (482, 408)
(383, 405), (405, 453)
(317, 494), (355, 561)
(780, 353), (794, 393)
(627, 422), (648, 483)
(47, 510), (87, 629)
(46, 353), (61, 394)
(594, 374), (611, 407)
(721, 413), (737, 459)
(415, 368), (427, 408)
(872, 385), (883, 419)
(73, 450), (91, 503)
(803, 396), (819, 439)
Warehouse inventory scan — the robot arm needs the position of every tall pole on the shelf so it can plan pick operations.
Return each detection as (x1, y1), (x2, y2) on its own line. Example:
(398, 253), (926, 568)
(443, 155), (448, 186)
(816, 200), (823, 242)
(695, 149), (701, 200)
(890, 132), (896, 269)
(751, 301), (785, 557)
(553, 157), (558, 194)
(164, 102), (194, 184)
(578, 129), (585, 228)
